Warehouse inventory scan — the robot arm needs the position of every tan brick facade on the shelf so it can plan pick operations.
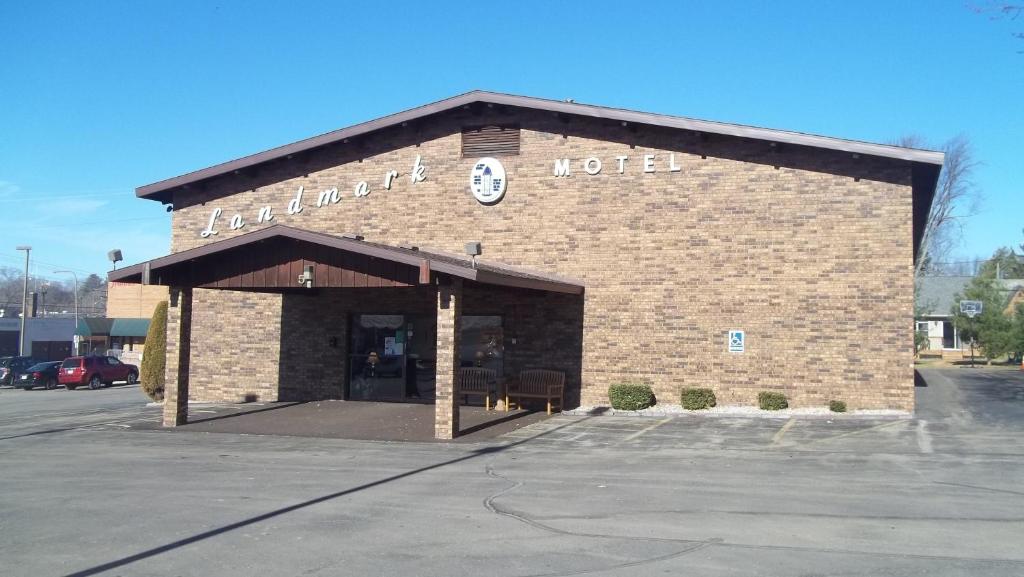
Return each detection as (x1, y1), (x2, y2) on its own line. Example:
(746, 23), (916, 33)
(434, 280), (462, 439)
(107, 282), (169, 319)
(165, 107), (916, 412)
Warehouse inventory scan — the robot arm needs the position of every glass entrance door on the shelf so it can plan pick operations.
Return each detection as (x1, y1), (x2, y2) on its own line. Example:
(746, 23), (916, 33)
(348, 314), (437, 401)
(349, 314), (408, 401)
(347, 313), (503, 401)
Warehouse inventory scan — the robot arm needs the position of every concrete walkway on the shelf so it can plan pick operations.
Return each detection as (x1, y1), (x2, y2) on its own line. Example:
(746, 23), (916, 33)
(139, 400), (552, 442)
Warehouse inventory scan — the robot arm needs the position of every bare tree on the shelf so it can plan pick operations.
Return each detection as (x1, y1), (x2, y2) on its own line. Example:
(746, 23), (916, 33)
(970, 3), (1023, 49)
(895, 134), (980, 279)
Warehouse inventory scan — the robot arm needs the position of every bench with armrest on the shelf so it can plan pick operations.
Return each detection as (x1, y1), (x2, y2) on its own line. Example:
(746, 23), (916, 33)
(506, 369), (565, 415)
(459, 367), (497, 410)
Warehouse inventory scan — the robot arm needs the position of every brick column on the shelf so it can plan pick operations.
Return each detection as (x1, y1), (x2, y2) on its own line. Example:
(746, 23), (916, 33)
(434, 278), (462, 440)
(163, 287), (193, 427)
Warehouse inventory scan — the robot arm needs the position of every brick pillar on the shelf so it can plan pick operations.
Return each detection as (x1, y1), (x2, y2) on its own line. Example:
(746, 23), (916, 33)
(435, 278), (462, 440)
(163, 287), (192, 427)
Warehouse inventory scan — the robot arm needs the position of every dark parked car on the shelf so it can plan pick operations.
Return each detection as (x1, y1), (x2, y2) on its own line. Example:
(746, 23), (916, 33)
(0, 356), (41, 387)
(15, 361), (63, 390)
(59, 356), (139, 390)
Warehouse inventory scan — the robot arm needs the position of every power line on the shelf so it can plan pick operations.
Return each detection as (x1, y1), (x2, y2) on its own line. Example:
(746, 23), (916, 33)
(0, 253), (100, 276)
(21, 215), (168, 230)
(0, 191), (129, 202)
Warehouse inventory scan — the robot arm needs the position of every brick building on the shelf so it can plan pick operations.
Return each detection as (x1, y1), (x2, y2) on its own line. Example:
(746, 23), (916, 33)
(109, 91), (943, 438)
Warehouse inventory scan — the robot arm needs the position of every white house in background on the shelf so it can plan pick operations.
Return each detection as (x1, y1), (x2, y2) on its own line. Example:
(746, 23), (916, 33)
(916, 276), (970, 355)
(916, 276), (1024, 357)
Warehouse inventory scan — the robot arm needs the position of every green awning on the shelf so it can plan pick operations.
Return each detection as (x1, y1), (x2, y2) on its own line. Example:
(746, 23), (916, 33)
(76, 318), (114, 337)
(75, 318), (149, 337)
(110, 318), (150, 338)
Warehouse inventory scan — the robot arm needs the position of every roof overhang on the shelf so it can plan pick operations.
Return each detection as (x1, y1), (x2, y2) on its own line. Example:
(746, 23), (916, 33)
(135, 90), (945, 203)
(108, 225), (584, 295)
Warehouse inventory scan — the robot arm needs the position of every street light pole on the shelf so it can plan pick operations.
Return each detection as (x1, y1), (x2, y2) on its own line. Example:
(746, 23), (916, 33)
(16, 245), (31, 356)
(55, 270), (79, 355)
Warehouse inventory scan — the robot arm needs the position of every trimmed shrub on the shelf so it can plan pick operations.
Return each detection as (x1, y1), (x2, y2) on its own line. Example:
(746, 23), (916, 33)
(681, 387), (716, 410)
(608, 383), (655, 411)
(140, 300), (168, 402)
(829, 400), (847, 413)
(758, 391), (788, 411)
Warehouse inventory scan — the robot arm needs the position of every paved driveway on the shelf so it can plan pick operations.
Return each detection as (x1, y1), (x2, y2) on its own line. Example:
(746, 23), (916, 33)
(1, 368), (1022, 576)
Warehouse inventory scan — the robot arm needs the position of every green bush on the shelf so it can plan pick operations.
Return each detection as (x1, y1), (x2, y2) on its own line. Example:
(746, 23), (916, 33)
(681, 387), (716, 410)
(140, 300), (168, 402)
(608, 383), (655, 411)
(758, 391), (788, 411)
(829, 400), (847, 413)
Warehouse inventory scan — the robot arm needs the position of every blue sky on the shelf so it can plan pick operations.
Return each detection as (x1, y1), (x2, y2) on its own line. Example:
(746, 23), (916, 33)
(2, 1), (1021, 282)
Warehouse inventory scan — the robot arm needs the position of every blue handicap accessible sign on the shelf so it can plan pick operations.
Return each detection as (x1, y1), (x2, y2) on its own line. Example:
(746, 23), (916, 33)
(728, 330), (745, 353)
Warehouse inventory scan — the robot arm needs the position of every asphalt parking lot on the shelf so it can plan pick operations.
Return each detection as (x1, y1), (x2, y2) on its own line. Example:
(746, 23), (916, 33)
(1, 368), (1022, 576)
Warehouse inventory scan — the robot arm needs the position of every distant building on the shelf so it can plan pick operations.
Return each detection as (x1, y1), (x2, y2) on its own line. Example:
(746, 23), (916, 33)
(74, 282), (168, 362)
(916, 276), (1024, 357)
(916, 276), (971, 355)
(0, 317), (76, 360)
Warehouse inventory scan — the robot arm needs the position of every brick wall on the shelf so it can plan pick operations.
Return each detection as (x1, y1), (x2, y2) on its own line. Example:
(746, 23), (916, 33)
(185, 290), (282, 403)
(168, 107), (914, 411)
(184, 283), (582, 405)
(107, 282), (169, 319)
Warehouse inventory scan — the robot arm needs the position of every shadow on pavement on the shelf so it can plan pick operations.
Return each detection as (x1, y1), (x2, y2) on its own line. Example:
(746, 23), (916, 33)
(459, 409), (539, 436)
(0, 427), (78, 441)
(62, 416), (588, 577)
(184, 402), (307, 425)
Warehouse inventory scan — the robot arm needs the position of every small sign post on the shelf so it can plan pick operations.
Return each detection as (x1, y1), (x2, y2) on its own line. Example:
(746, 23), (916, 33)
(959, 300), (983, 368)
(728, 330), (745, 353)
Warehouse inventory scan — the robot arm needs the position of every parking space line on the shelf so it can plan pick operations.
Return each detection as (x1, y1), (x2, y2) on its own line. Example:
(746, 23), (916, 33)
(618, 417), (672, 444)
(916, 420), (933, 454)
(804, 419), (906, 445)
(771, 418), (796, 445)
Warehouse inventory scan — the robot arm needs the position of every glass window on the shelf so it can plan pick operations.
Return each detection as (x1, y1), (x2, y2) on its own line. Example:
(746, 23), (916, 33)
(349, 315), (408, 401)
(460, 316), (503, 378)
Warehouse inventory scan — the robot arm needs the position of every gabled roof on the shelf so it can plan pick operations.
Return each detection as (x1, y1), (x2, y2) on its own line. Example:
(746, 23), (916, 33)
(917, 276), (1024, 317)
(136, 90), (945, 202)
(107, 224), (584, 295)
(916, 276), (973, 317)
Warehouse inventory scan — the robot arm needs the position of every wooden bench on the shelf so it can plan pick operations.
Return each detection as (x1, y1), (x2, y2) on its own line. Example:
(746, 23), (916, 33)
(506, 369), (565, 415)
(459, 368), (496, 410)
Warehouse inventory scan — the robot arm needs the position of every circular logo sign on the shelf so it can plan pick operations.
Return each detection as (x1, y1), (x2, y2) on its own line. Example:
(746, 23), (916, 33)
(469, 157), (507, 204)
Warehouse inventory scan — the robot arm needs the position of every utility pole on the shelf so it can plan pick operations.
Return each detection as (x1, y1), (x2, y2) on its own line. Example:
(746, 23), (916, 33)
(16, 245), (31, 356)
(55, 270), (79, 355)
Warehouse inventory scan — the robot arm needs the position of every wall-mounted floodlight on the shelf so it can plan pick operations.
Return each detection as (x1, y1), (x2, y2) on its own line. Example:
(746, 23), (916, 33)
(297, 265), (314, 288)
(465, 241), (482, 269)
(108, 249), (123, 270)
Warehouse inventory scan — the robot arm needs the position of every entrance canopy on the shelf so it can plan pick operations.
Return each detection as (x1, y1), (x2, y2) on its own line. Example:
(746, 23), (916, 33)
(107, 224), (583, 294)
(109, 225), (583, 440)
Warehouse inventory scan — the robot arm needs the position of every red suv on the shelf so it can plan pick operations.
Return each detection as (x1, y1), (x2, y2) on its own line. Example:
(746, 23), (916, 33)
(59, 356), (139, 390)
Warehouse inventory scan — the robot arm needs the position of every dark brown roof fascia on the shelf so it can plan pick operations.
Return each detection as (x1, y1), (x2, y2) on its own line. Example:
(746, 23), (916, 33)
(472, 269), (582, 294)
(107, 224), (585, 295)
(136, 90), (945, 202)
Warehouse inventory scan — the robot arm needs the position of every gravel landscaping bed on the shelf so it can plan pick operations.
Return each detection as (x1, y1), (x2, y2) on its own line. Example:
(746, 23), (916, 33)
(564, 405), (911, 419)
